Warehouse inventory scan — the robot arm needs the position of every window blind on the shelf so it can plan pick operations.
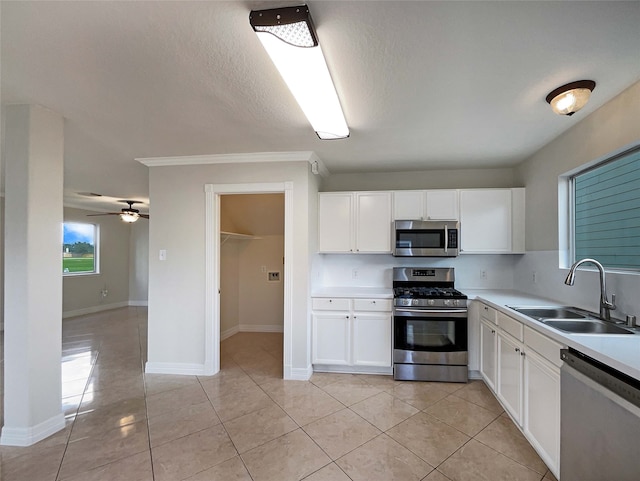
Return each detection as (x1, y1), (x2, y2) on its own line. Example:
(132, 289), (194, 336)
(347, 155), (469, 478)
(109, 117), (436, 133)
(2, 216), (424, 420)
(573, 147), (640, 269)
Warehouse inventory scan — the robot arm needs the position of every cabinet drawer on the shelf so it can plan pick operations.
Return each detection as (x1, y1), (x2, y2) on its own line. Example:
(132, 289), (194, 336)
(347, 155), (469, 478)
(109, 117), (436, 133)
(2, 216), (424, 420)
(524, 326), (564, 368)
(480, 303), (497, 324)
(497, 312), (524, 341)
(312, 298), (351, 311)
(353, 298), (392, 312)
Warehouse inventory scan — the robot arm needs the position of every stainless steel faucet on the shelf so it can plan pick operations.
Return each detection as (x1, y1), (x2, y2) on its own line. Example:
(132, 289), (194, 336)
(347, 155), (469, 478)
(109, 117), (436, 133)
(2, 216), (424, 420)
(564, 258), (616, 321)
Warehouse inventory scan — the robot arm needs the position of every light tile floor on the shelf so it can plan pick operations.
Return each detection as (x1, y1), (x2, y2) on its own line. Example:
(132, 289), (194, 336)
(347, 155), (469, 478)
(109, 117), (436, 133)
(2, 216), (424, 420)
(0, 307), (559, 480)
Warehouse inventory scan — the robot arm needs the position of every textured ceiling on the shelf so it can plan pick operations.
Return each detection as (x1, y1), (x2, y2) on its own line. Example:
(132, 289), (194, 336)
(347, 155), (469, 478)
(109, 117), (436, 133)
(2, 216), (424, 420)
(2, 1), (640, 212)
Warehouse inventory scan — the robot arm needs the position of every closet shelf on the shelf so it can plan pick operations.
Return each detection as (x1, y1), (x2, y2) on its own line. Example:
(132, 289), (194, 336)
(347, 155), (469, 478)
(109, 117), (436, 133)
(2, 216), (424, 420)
(220, 231), (261, 245)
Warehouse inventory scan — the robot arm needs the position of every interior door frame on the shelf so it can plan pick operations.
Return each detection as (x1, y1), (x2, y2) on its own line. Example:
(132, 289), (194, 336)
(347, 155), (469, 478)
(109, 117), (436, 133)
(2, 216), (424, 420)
(204, 182), (293, 376)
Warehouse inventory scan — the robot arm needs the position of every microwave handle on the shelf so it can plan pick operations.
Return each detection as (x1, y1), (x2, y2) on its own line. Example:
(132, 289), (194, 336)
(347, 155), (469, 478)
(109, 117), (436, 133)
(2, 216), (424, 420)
(444, 224), (448, 253)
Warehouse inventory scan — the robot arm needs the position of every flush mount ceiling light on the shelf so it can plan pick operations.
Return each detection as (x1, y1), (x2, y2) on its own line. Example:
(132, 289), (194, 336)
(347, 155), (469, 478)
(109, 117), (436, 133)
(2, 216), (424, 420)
(546, 80), (596, 116)
(249, 5), (349, 140)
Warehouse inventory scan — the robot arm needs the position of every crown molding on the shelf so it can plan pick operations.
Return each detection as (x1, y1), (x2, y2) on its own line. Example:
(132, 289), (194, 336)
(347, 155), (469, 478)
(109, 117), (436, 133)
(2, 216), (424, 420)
(137, 150), (326, 169)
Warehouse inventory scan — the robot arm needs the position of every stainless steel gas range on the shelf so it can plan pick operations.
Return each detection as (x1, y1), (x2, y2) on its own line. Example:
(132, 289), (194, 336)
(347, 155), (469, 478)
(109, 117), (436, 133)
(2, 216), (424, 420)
(393, 267), (468, 382)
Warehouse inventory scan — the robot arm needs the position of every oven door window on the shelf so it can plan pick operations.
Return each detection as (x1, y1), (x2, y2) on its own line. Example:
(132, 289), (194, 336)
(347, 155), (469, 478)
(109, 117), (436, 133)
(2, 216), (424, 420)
(395, 230), (444, 249)
(394, 316), (467, 352)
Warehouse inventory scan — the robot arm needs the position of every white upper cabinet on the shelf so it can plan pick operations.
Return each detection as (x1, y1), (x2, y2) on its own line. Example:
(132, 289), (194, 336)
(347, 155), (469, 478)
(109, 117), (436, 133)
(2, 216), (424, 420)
(459, 188), (525, 254)
(393, 191), (424, 220)
(425, 190), (459, 220)
(318, 193), (353, 252)
(393, 190), (459, 220)
(318, 192), (392, 253)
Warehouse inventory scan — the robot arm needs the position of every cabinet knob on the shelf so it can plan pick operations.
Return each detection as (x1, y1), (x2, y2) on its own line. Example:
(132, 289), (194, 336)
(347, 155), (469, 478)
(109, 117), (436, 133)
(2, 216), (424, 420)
(515, 347), (520, 353)
(491, 329), (496, 334)
(346, 315), (349, 319)
(372, 301), (376, 304)
(329, 299), (332, 303)
(520, 351), (525, 357)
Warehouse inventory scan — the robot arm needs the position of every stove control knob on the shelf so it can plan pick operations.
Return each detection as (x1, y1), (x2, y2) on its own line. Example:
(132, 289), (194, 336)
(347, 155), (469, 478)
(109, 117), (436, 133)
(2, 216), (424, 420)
(453, 299), (459, 307)
(443, 299), (452, 306)
(427, 299), (435, 306)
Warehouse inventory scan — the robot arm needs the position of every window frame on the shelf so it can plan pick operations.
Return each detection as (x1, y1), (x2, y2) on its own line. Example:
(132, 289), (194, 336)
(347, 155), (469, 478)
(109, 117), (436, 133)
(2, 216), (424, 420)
(564, 143), (640, 273)
(62, 222), (100, 276)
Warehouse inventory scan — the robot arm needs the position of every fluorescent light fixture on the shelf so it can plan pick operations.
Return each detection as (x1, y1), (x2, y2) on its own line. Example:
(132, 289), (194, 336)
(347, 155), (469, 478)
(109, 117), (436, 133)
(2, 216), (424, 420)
(546, 80), (596, 116)
(250, 5), (349, 140)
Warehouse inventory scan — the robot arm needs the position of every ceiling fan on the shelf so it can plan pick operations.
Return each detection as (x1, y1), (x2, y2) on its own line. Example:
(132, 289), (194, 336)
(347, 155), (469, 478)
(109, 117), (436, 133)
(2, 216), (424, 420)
(87, 200), (149, 223)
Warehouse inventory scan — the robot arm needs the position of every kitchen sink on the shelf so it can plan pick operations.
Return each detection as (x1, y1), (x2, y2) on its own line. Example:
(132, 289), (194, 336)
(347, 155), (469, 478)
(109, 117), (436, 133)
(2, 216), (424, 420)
(509, 306), (588, 320)
(541, 319), (633, 335)
(508, 305), (635, 335)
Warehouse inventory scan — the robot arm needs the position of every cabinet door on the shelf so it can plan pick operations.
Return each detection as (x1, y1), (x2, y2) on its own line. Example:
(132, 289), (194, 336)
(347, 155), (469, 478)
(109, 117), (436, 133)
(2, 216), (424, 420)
(318, 193), (353, 253)
(459, 190), (512, 253)
(524, 350), (560, 477)
(480, 319), (497, 391)
(497, 331), (524, 424)
(393, 191), (424, 220)
(312, 313), (350, 364)
(425, 190), (458, 220)
(353, 313), (391, 367)
(355, 192), (392, 253)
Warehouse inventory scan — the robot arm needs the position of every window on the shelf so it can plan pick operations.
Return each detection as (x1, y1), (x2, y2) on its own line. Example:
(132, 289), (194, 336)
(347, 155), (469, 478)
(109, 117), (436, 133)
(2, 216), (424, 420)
(63, 222), (98, 275)
(571, 146), (640, 270)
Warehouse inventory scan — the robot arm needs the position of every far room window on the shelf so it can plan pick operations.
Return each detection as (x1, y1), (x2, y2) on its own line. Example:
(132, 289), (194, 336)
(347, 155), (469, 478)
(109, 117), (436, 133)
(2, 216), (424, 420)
(63, 222), (98, 275)
(571, 146), (640, 270)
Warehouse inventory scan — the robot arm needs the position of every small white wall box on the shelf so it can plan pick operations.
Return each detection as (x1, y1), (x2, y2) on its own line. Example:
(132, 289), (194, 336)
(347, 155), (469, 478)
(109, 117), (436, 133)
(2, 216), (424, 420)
(268, 272), (280, 281)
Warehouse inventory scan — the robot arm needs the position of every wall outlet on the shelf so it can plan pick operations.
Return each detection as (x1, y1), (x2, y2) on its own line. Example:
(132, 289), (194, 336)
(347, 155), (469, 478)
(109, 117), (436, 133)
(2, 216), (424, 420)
(533, 271), (538, 284)
(159, 249), (167, 261)
(268, 271), (280, 282)
(352, 268), (359, 279)
(261, 265), (267, 273)
(101, 288), (108, 298)
(480, 270), (487, 280)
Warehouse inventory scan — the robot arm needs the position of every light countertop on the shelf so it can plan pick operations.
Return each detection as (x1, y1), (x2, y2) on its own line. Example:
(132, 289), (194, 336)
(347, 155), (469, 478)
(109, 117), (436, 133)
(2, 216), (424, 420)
(463, 289), (640, 381)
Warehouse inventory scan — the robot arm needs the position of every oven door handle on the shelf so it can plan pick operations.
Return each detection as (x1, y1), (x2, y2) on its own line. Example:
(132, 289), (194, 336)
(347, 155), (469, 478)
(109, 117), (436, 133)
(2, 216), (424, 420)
(393, 308), (467, 317)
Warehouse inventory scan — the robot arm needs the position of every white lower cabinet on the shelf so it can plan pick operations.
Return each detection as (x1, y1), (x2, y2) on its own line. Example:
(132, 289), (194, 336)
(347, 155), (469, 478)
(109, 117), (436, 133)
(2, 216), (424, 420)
(353, 313), (392, 366)
(312, 297), (392, 372)
(497, 331), (523, 424)
(312, 312), (350, 365)
(523, 338), (561, 477)
(479, 319), (497, 391)
(476, 301), (562, 479)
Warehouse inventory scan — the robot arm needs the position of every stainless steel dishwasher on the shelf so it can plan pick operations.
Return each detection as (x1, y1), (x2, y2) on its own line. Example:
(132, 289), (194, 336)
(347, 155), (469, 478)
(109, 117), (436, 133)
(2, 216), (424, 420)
(560, 348), (640, 481)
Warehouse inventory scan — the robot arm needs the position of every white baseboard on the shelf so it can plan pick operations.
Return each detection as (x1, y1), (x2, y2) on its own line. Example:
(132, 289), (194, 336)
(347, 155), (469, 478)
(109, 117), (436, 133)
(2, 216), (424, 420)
(221, 326), (240, 340)
(129, 300), (149, 307)
(286, 364), (313, 381)
(62, 301), (129, 319)
(145, 361), (208, 376)
(62, 300), (148, 319)
(238, 324), (284, 333)
(0, 413), (66, 446)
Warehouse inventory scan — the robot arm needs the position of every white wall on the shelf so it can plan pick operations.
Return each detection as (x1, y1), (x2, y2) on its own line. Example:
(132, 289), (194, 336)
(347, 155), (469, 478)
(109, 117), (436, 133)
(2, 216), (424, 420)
(321, 166), (518, 192)
(146, 161), (313, 375)
(63, 207), (131, 315)
(128, 219), (149, 305)
(238, 235), (284, 330)
(514, 80), (640, 318)
(220, 240), (240, 336)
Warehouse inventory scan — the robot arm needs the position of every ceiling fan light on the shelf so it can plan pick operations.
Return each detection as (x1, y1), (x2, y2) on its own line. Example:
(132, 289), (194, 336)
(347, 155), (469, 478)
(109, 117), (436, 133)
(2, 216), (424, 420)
(546, 80), (596, 116)
(120, 212), (140, 223)
(250, 5), (349, 140)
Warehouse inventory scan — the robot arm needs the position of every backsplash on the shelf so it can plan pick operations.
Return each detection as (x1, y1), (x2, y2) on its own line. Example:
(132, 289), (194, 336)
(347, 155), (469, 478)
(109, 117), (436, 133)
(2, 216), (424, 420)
(313, 254), (520, 290)
(313, 251), (640, 322)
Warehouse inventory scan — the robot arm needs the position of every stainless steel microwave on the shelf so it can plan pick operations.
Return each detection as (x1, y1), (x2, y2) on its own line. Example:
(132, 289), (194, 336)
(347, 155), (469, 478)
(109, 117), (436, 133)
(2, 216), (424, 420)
(392, 220), (460, 257)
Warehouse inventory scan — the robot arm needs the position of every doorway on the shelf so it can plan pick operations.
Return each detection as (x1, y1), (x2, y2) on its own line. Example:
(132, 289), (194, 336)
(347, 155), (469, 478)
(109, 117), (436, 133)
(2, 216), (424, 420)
(204, 182), (294, 378)
(219, 193), (284, 375)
